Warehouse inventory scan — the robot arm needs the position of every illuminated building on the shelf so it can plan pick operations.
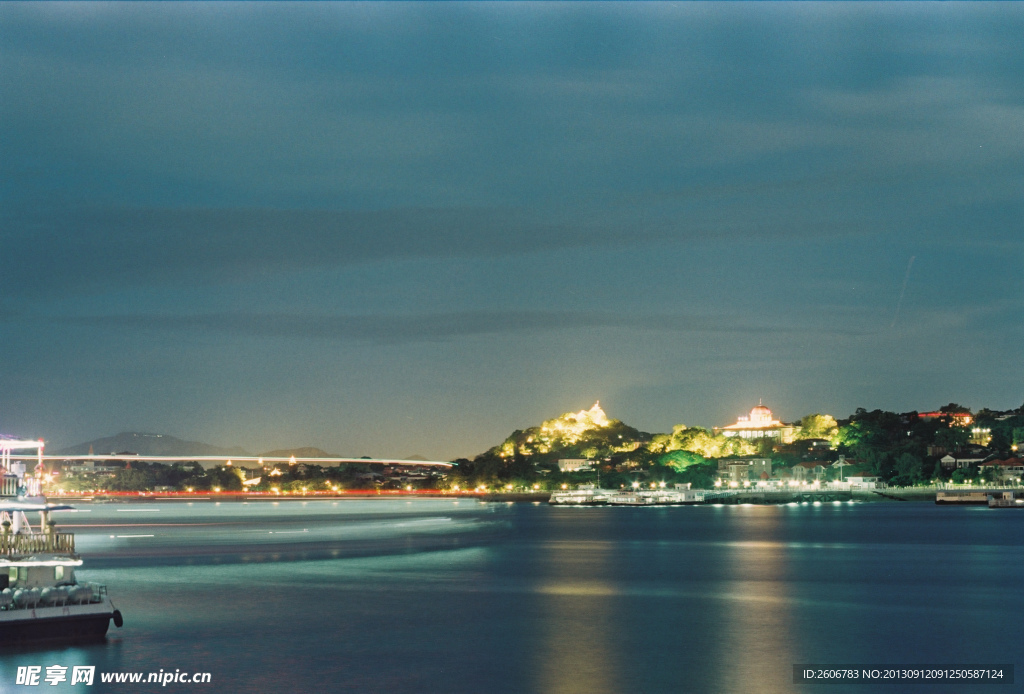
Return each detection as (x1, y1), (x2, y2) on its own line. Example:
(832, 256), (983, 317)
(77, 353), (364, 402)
(977, 458), (1024, 482)
(715, 404), (795, 444)
(918, 411), (973, 427)
(557, 459), (594, 472)
(970, 427), (992, 445)
(716, 457), (772, 483)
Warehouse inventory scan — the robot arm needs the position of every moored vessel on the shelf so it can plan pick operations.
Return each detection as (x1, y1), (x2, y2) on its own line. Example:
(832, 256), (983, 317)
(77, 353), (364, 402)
(549, 485), (707, 506)
(0, 438), (123, 646)
(988, 491), (1024, 508)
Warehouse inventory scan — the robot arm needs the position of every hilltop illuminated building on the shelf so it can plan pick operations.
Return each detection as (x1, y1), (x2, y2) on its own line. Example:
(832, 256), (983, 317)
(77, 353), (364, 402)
(715, 404), (796, 444)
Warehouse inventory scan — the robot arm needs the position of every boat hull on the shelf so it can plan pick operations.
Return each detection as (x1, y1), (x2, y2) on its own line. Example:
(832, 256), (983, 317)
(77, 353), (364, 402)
(0, 603), (114, 646)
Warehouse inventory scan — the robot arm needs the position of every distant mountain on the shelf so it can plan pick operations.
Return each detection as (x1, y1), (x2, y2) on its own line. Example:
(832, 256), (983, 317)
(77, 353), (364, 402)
(56, 433), (250, 458)
(259, 447), (335, 458)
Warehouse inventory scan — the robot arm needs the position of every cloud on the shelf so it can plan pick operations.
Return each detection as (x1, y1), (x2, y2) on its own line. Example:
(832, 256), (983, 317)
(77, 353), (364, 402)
(4, 200), (861, 302)
(44, 309), (872, 344)
(0, 206), (644, 299)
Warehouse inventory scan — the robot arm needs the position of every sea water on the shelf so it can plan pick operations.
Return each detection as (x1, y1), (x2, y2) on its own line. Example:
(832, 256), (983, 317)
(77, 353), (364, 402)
(2, 500), (1021, 693)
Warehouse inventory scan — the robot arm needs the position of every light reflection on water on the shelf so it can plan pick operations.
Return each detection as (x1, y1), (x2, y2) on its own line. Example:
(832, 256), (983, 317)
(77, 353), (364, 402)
(2, 502), (1022, 693)
(716, 510), (796, 694)
(534, 511), (620, 694)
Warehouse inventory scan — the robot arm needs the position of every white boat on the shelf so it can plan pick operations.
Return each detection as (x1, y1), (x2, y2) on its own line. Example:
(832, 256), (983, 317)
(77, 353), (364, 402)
(988, 491), (1024, 508)
(605, 487), (708, 505)
(549, 486), (707, 506)
(0, 438), (123, 646)
(548, 488), (613, 505)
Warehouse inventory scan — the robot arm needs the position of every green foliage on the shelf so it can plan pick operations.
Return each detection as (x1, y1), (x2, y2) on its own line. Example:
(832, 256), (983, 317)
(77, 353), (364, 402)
(664, 426), (757, 458)
(106, 468), (155, 492)
(796, 413), (839, 441)
(673, 461), (718, 489)
(104, 461), (207, 491)
(894, 452), (925, 484)
(658, 450), (706, 472)
(933, 426), (968, 450)
(988, 429), (1011, 451)
(837, 409), (903, 454)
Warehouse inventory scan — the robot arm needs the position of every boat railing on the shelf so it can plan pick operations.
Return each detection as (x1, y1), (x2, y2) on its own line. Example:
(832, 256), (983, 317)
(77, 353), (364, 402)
(0, 475), (41, 497)
(0, 581), (108, 611)
(77, 581), (108, 599)
(1, 476), (18, 497)
(0, 532), (76, 556)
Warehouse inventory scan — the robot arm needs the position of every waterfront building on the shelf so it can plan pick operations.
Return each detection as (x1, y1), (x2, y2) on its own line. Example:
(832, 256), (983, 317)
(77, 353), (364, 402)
(715, 404), (796, 443)
(977, 457), (1024, 482)
(939, 453), (988, 470)
(830, 456), (860, 481)
(791, 461), (830, 482)
(716, 457), (772, 482)
(845, 474), (881, 489)
(558, 459), (595, 472)
(63, 459), (127, 476)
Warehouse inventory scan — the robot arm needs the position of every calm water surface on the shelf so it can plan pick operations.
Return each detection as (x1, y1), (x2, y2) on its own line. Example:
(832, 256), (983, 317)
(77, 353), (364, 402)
(2, 500), (1022, 693)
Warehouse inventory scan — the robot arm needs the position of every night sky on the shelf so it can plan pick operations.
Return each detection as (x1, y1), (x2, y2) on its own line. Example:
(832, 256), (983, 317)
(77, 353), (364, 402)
(2, 3), (1021, 459)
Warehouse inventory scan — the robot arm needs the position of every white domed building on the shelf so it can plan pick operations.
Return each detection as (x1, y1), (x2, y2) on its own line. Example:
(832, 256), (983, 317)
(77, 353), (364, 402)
(715, 404), (796, 443)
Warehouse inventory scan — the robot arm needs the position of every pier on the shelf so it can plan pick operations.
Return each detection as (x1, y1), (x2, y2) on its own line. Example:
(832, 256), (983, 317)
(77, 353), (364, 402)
(700, 489), (854, 504)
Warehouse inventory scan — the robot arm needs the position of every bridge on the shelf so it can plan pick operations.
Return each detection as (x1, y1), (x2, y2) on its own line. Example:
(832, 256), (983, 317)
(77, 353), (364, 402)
(14, 454), (452, 468)
(2, 438), (452, 468)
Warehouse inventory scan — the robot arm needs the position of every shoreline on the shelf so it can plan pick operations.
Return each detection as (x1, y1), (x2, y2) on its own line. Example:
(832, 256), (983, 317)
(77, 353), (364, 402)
(49, 488), (1007, 505)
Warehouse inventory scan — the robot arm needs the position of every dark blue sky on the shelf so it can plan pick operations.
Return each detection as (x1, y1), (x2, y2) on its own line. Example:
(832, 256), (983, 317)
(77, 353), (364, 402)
(2, 3), (1021, 458)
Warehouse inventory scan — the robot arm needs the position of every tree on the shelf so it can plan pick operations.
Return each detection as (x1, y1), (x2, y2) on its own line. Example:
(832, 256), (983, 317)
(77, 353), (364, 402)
(796, 414), (839, 441)
(666, 426), (756, 458)
(891, 452), (924, 486)
(665, 426), (715, 455)
(934, 426), (968, 451)
(647, 434), (672, 453)
(658, 450), (706, 472)
(837, 410), (904, 465)
(988, 429), (1010, 452)
(108, 467), (155, 491)
(673, 461), (717, 489)
(208, 467), (243, 491)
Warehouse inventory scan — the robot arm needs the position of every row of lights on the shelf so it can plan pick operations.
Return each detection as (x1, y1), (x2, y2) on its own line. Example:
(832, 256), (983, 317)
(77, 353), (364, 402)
(714, 479), (820, 488)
